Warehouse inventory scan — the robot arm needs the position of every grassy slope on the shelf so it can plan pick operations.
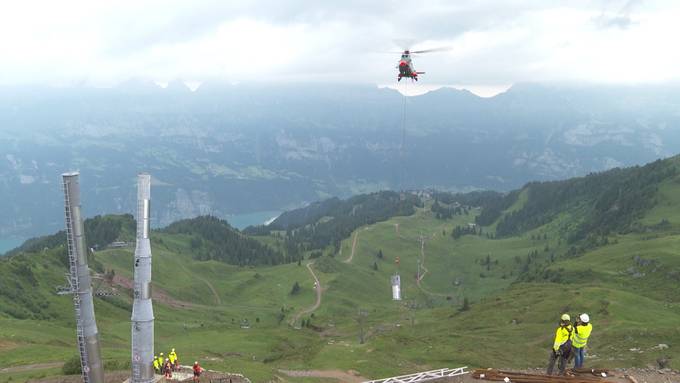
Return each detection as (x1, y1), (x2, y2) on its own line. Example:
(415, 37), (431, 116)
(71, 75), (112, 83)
(4, 175), (680, 381)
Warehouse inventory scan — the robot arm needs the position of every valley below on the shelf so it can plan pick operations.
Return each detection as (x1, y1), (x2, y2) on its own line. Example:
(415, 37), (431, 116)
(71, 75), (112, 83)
(3, 155), (680, 381)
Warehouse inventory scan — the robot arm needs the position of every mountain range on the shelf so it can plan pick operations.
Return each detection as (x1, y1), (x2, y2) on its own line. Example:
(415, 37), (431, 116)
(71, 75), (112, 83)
(2, 81), (680, 239)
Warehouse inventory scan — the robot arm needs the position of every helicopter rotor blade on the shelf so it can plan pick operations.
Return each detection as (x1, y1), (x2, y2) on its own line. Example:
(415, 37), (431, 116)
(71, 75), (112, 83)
(411, 46), (453, 54)
(393, 38), (417, 50)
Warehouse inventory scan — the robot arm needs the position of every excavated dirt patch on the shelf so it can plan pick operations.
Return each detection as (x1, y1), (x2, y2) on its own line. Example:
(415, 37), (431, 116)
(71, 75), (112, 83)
(112, 274), (193, 309)
(279, 369), (367, 382)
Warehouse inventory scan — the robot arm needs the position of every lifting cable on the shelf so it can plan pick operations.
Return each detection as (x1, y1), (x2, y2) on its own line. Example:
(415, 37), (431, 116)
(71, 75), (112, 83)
(398, 80), (408, 191)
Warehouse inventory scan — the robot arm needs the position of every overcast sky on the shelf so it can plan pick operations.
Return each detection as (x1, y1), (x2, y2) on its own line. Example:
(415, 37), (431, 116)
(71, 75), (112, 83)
(1, 0), (679, 93)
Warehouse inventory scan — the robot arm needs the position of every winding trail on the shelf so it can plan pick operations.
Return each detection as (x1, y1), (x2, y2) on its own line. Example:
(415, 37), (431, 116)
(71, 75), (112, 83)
(394, 223), (402, 238)
(279, 369), (366, 383)
(112, 271), (282, 312)
(201, 274), (222, 306)
(0, 362), (64, 374)
(290, 261), (322, 327)
(416, 236), (429, 283)
(394, 223), (449, 298)
(178, 262), (222, 306)
(344, 231), (360, 263)
(415, 236), (449, 298)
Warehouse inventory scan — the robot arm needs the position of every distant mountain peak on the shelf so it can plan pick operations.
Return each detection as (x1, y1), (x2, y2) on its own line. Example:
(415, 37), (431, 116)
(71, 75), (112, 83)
(165, 79), (192, 93)
(420, 86), (480, 99)
(115, 78), (162, 92)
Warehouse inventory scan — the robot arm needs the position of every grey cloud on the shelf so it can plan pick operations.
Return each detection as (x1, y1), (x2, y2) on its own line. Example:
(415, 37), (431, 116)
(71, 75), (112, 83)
(2, 0), (677, 86)
(596, 15), (634, 29)
(101, 3), (244, 56)
(102, 1), (576, 57)
(594, 0), (642, 29)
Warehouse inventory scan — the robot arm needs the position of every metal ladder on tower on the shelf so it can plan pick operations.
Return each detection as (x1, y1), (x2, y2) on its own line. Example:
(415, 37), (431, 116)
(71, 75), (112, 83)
(63, 179), (91, 383)
(131, 324), (142, 381)
(131, 359), (141, 381)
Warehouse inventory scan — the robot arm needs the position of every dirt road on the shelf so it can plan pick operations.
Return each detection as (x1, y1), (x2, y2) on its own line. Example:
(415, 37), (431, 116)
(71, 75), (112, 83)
(344, 231), (359, 263)
(394, 223), (450, 298)
(0, 362), (64, 374)
(290, 261), (322, 326)
(113, 264), (222, 308)
(112, 274), (195, 309)
(279, 369), (366, 382)
(177, 262), (222, 306)
(415, 236), (450, 298)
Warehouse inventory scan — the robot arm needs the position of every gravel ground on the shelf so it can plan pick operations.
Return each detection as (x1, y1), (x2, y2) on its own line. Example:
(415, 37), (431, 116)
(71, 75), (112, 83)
(25, 369), (250, 383)
(21, 367), (680, 383)
(429, 368), (680, 383)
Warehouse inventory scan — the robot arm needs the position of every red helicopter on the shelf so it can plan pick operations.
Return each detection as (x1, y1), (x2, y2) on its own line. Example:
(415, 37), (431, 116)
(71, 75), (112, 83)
(395, 47), (451, 82)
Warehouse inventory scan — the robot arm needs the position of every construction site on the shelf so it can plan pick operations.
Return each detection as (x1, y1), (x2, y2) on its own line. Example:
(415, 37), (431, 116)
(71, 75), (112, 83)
(53, 171), (678, 383)
(59, 172), (251, 383)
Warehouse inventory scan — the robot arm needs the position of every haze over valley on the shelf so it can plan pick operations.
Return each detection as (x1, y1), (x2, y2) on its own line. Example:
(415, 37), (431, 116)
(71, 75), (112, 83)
(3, 82), (680, 242)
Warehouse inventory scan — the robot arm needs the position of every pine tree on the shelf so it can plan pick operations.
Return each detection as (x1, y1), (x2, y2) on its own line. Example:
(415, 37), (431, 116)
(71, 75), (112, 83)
(459, 297), (470, 312)
(290, 281), (301, 295)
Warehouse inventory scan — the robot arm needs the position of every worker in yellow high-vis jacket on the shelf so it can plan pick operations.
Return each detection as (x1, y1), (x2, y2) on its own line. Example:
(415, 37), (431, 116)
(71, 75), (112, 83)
(572, 313), (593, 368)
(546, 313), (573, 376)
(153, 355), (160, 373)
(156, 353), (164, 372)
(169, 348), (179, 371)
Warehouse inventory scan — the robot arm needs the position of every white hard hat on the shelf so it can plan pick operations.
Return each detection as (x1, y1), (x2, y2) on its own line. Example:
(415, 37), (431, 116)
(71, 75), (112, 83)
(580, 313), (590, 323)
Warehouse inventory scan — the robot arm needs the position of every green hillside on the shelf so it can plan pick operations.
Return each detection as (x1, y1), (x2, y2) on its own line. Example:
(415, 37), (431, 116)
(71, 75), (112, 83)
(3, 156), (680, 382)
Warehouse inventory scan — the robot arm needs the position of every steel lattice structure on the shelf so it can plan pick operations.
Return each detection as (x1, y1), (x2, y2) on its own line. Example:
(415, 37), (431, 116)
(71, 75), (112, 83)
(363, 367), (468, 383)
